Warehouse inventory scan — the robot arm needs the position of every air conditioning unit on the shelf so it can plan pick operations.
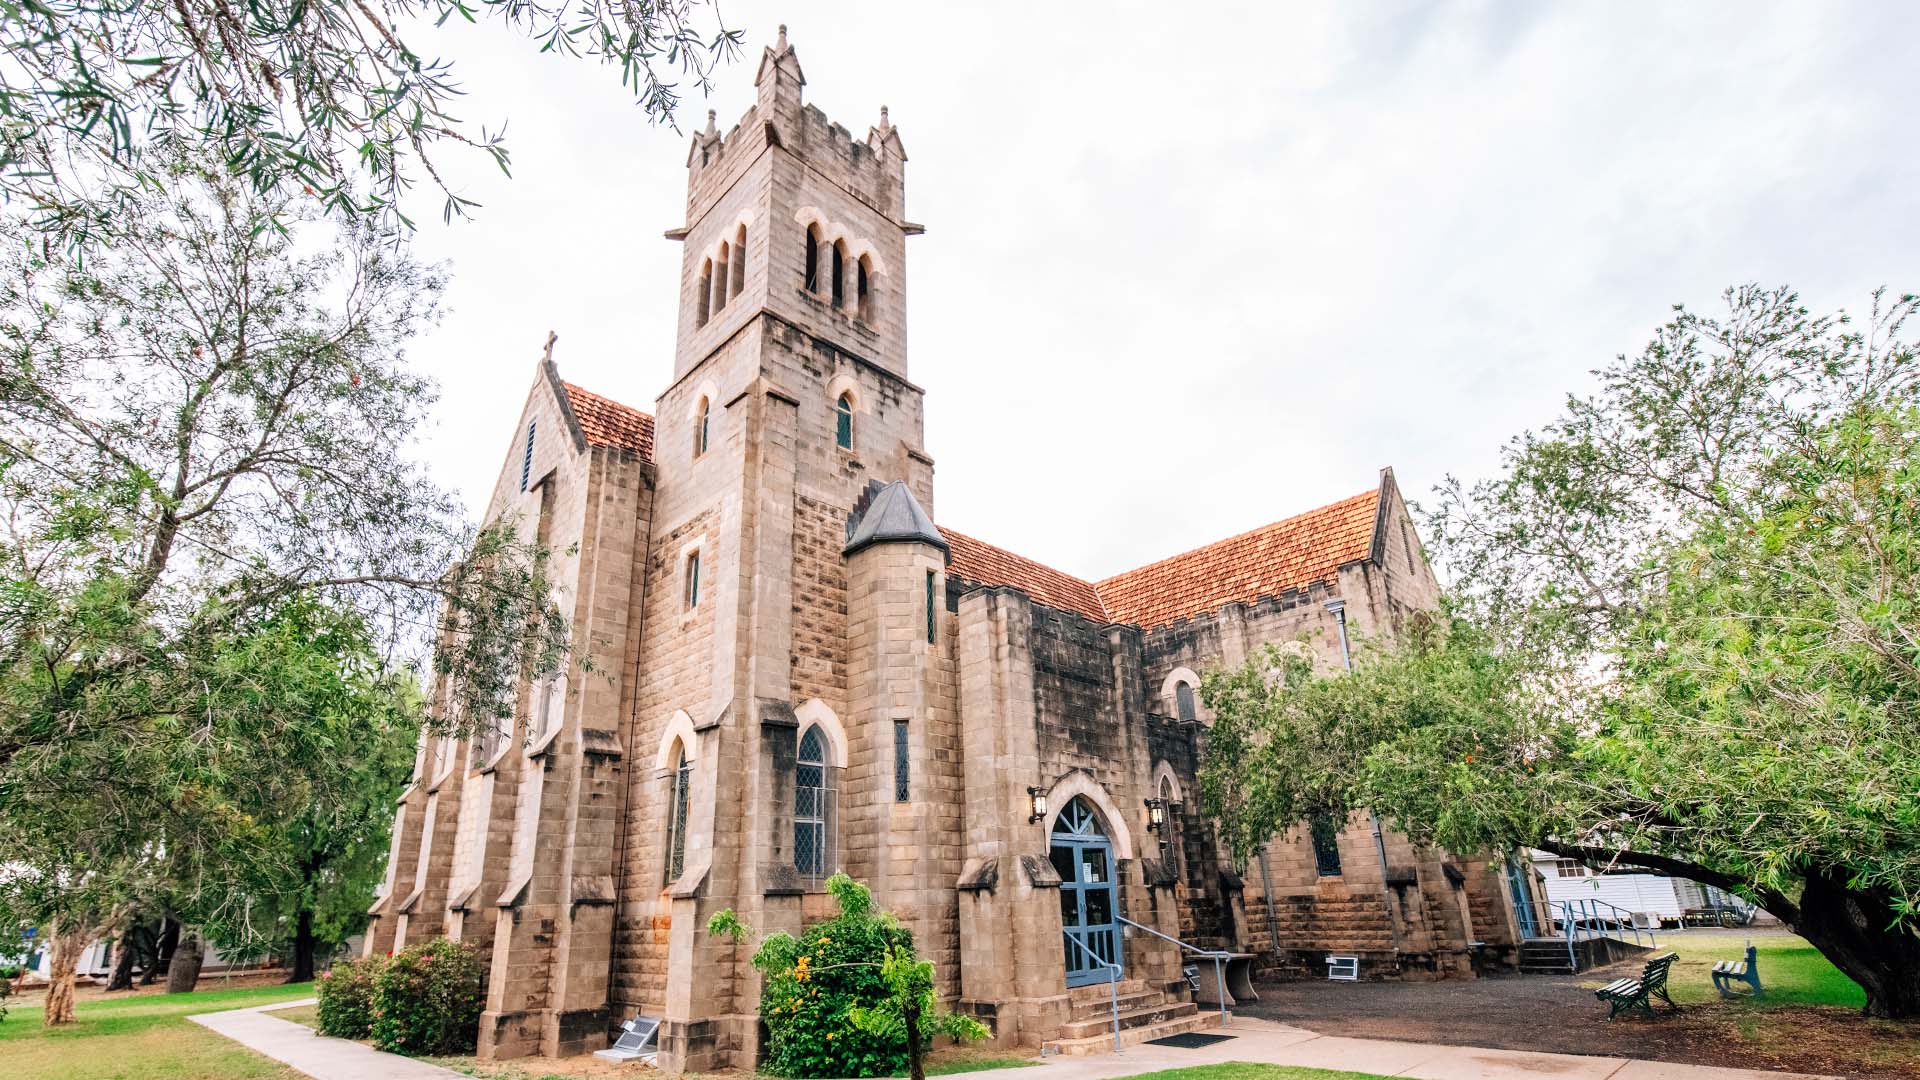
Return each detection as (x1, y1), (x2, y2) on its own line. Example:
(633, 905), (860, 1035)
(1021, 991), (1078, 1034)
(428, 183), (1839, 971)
(1631, 911), (1658, 929)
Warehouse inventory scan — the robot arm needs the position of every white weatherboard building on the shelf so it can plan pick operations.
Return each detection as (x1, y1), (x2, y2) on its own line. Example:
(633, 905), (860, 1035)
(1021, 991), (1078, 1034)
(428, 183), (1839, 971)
(1528, 850), (1752, 926)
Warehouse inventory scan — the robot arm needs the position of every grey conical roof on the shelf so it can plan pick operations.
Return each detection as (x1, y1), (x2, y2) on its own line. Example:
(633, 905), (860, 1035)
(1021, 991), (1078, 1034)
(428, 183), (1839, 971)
(844, 480), (949, 558)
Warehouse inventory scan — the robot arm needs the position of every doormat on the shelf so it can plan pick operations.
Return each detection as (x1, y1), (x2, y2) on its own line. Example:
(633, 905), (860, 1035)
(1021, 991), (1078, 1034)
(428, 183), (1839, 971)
(1144, 1032), (1235, 1049)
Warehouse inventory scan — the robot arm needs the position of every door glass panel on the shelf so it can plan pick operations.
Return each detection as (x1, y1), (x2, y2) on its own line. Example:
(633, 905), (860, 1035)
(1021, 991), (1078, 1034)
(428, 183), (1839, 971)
(1059, 883), (1081, 927)
(1085, 886), (1112, 927)
(1082, 848), (1108, 885)
(1050, 844), (1075, 884)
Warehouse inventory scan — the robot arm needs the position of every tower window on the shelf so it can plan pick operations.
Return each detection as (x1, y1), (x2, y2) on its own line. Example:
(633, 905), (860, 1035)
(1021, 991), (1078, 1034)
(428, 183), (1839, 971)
(696, 259), (712, 327)
(804, 226), (820, 292)
(685, 551), (701, 609)
(694, 397), (710, 458)
(835, 393), (853, 450)
(731, 225), (747, 299)
(1176, 681), (1198, 724)
(831, 241), (846, 308)
(925, 569), (937, 644)
(666, 742), (692, 882)
(795, 726), (830, 877)
(519, 420), (536, 492)
(713, 242), (730, 313)
(894, 720), (910, 803)
(856, 256), (871, 322)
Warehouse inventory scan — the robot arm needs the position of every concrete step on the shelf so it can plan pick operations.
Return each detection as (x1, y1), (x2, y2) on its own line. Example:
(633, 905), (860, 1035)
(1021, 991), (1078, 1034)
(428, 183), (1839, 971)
(1052, 1000), (1198, 1043)
(1066, 978), (1147, 1007)
(1067, 990), (1163, 1022)
(1042, 1007), (1225, 1057)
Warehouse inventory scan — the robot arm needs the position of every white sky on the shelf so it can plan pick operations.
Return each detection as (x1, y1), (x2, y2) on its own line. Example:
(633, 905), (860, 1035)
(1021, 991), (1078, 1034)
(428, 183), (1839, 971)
(396, 1), (1920, 582)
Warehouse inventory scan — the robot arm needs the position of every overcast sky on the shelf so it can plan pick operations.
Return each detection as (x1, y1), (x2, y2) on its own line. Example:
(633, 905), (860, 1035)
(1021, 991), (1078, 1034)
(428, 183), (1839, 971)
(395, 1), (1920, 582)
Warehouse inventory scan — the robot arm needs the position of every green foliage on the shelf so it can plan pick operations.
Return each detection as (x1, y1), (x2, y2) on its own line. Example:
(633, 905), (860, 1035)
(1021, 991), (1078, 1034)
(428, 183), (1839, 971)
(708, 874), (984, 1079)
(316, 954), (388, 1040)
(0, 0), (740, 240)
(370, 939), (483, 1056)
(0, 151), (569, 950)
(1200, 285), (1920, 1017)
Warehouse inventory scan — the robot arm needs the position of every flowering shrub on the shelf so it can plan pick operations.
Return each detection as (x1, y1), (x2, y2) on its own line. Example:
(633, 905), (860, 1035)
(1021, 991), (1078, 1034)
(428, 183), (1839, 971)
(710, 874), (986, 1079)
(315, 954), (386, 1039)
(369, 939), (484, 1056)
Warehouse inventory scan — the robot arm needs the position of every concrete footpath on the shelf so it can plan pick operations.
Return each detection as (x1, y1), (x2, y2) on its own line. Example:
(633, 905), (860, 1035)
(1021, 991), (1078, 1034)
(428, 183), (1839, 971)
(189, 999), (468, 1079)
(1030, 1017), (1836, 1080)
(190, 1005), (1835, 1080)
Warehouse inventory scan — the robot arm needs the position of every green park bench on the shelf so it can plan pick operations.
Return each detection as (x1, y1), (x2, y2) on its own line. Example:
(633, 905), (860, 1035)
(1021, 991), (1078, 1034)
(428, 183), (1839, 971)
(1712, 943), (1764, 999)
(1595, 951), (1679, 1020)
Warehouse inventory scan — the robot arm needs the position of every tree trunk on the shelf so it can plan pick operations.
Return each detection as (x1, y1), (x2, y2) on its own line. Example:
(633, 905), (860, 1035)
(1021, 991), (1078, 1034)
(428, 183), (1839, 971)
(145, 917), (180, 985)
(1791, 868), (1920, 1019)
(288, 907), (317, 984)
(104, 934), (136, 992)
(43, 921), (88, 1025)
(165, 934), (205, 995)
(904, 991), (925, 1080)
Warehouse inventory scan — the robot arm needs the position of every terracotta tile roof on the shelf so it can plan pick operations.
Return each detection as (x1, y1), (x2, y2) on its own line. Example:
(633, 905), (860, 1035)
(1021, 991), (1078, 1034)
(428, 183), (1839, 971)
(562, 382), (655, 461)
(940, 528), (1110, 622)
(940, 490), (1382, 629)
(1095, 490), (1379, 628)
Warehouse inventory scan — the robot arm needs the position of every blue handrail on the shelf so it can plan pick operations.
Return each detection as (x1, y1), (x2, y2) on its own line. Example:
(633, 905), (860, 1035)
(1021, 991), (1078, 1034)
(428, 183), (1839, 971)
(1061, 930), (1124, 1052)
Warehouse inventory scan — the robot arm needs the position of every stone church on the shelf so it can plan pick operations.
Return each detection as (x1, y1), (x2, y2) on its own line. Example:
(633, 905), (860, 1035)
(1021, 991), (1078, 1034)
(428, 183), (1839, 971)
(365, 28), (1545, 1071)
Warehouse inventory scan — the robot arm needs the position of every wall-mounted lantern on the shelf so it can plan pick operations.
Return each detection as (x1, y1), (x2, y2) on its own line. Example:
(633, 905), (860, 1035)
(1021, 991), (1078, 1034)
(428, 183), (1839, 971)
(1144, 797), (1168, 833)
(1027, 786), (1049, 824)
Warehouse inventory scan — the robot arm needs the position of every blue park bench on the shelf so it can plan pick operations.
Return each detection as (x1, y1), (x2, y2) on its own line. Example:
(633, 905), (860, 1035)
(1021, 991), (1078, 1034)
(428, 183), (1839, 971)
(1595, 951), (1679, 1020)
(1712, 943), (1764, 999)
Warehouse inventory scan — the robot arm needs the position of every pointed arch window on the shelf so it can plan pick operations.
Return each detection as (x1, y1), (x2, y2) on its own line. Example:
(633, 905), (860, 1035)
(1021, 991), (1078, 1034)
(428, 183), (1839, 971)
(1175, 682), (1198, 725)
(731, 225), (747, 299)
(696, 259), (713, 327)
(694, 397), (710, 458)
(519, 420), (536, 492)
(830, 241), (846, 308)
(1157, 776), (1176, 854)
(835, 393), (854, 450)
(856, 256), (871, 322)
(795, 726), (830, 878)
(713, 242), (731, 313)
(666, 742), (693, 882)
(685, 551), (702, 609)
(804, 226), (821, 292)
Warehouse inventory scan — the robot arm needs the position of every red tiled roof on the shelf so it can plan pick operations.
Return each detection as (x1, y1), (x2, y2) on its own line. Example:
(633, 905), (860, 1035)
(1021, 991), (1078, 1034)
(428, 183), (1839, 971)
(940, 528), (1110, 623)
(562, 382), (655, 461)
(938, 489), (1381, 630)
(1095, 490), (1379, 628)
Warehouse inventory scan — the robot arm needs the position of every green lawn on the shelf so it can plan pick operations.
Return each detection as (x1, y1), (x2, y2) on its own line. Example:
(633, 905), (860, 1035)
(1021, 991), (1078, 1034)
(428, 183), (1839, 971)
(0, 982), (315, 1080)
(1596, 933), (1865, 1008)
(1114, 1066), (1397, 1080)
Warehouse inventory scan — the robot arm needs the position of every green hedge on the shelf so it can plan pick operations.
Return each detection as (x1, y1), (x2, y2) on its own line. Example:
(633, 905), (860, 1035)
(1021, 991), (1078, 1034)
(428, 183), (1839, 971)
(315, 954), (386, 1039)
(369, 940), (484, 1056)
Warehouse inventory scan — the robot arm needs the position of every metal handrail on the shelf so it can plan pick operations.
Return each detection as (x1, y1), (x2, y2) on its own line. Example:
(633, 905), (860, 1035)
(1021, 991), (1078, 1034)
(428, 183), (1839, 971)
(1116, 916), (1230, 1027)
(1061, 930), (1124, 1052)
(1555, 897), (1658, 970)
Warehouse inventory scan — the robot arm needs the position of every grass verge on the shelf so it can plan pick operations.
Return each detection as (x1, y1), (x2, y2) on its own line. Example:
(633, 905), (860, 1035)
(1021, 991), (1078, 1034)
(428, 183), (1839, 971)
(0, 982), (315, 1080)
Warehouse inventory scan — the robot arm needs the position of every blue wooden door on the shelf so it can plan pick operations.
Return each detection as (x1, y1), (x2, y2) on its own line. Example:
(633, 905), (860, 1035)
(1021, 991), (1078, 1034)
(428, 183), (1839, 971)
(1051, 797), (1121, 987)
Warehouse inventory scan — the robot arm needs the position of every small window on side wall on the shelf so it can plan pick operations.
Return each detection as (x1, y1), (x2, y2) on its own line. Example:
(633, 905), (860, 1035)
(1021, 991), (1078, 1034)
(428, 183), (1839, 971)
(835, 394), (853, 450)
(1175, 681), (1198, 725)
(684, 551), (701, 609)
(1310, 815), (1342, 876)
(804, 225), (820, 292)
(694, 398), (710, 458)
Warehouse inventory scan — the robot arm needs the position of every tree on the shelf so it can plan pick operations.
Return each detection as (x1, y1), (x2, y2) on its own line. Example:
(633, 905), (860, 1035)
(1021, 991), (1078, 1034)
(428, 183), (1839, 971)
(0, 151), (567, 1020)
(1200, 287), (1920, 1018)
(0, 0), (740, 239)
(194, 599), (423, 984)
